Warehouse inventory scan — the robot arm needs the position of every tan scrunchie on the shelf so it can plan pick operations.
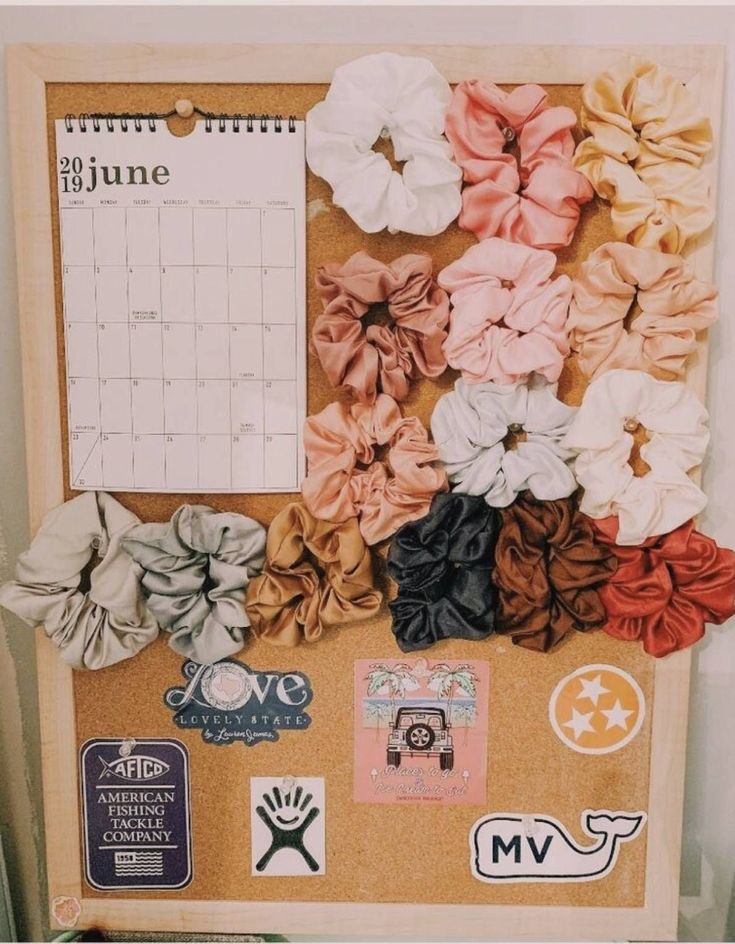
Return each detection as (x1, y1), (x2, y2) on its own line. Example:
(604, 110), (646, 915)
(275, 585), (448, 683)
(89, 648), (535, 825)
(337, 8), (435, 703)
(245, 502), (382, 647)
(574, 58), (713, 253)
(569, 241), (718, 380)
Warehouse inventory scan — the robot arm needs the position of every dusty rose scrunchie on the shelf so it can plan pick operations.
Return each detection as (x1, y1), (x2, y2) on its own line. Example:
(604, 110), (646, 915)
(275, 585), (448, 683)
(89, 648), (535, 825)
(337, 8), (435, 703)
(569, 242), (718, 380)
(445, 81), (593, 249)
(592, 516), (735, 657)
(302, 394), (447, 546)
(492, 492), (617, 652)
(311, 251), (450, 403)
(439, 238), (572, 385)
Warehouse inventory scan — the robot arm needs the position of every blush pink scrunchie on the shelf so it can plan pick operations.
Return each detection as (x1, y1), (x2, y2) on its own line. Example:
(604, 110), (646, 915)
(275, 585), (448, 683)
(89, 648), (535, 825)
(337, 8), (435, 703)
(445, 81), (593, 249)
(302, 394), (447, 545)
(311, 251), (450, 404)
(569, 241), (718, 380)
(439, 238), (573, 385)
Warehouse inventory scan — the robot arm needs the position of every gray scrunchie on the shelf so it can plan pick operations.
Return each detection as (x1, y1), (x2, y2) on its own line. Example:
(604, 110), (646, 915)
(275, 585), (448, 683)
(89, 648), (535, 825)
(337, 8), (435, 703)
(0, 492), (159, 670)
(122, 504), (266, 664)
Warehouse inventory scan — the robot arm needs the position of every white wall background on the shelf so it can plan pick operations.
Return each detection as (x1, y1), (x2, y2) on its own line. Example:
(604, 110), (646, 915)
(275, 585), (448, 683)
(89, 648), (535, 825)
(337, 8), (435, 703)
(0, 5), (733, 942)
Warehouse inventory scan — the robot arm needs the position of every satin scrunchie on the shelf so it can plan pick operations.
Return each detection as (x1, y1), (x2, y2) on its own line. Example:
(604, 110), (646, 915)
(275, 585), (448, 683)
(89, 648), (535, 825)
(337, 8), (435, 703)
(592, 517), (735, 657)
(492, 492), (617, 652)
(446, 81), (593, 249)
(306, 52), (462, 235)
(0, 492), (158, 670)
(431, 376), (577, 508)
(569, 241), (718, 380)
(302, 394), (447, 546)
(122, 504), (266, 664)
(573, 57), (714, 253)
(311, 251), (449, 404)
(563, 369), (709, 546)
(245, 502), (382, 647)
(439, 238), (572, 385)
(387, 493), (500, 652)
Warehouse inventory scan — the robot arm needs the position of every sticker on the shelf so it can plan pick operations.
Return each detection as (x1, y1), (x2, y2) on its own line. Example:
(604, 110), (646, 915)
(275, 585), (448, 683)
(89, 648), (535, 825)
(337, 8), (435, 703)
(80, 737), (192, 890)
(250, 777), (325, 876)
(51, 896), (81, 928)
(164, 658), (313, 746)
(549, 663), (645, 755)
(354, 658), (490, 805)
(470, 809), (647, 883)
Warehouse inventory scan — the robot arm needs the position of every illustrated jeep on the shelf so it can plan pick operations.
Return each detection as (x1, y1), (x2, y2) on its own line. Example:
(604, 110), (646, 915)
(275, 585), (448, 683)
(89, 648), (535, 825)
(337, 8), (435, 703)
(387, 706), (454, 770)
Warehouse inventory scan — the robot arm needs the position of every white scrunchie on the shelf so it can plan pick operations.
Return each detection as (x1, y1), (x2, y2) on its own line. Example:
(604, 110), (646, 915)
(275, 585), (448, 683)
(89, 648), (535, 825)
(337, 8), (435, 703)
(306, 52), (462, 235)
(563, 369), (709, 545)
(431, 377), (578, 507)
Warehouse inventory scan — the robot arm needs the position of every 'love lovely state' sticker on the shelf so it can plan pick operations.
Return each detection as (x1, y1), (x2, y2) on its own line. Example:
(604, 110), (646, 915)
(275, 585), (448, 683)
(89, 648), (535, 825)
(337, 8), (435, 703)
(470, 809), (646, 883)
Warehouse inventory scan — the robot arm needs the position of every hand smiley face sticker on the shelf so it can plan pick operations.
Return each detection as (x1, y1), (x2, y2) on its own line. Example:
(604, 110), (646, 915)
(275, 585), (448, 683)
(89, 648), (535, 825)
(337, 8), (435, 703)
(250, 777), (325, 876)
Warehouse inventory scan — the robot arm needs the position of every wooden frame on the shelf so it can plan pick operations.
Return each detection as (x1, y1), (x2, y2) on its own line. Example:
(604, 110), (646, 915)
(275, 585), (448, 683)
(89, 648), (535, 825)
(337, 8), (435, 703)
(6, 42), (724, 941)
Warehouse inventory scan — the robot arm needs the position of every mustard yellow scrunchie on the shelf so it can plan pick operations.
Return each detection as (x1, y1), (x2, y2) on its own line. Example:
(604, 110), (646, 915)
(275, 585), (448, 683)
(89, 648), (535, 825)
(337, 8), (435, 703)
(573, 58), (713, 253)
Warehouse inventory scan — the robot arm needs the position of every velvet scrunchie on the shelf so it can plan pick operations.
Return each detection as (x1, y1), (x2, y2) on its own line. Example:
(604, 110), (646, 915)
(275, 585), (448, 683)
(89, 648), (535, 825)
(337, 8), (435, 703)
(446, 81), (593, 249)
(0, 492), (158, 670)
(306, 52), (462, 235)
(439, 238), (572, 385)
(563, 369), (709, 546)
(245, 502), (382, 647)
(387, 493), (500, 652)
(569, 241), (718, 380)
(302, 394), (447, 546)
(431, 377), (577, 508)
(311, 251), (449, 404)
(573, 57), (714, 253)
(122, 504), (266, 664)
(592, 516), (735, 657)
(492, 492), (617, 652)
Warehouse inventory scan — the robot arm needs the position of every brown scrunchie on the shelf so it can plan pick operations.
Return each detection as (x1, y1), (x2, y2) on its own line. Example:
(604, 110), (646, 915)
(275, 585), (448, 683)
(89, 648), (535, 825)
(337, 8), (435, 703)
(492, 492), (617, 652)
(245, 502), (382, 647)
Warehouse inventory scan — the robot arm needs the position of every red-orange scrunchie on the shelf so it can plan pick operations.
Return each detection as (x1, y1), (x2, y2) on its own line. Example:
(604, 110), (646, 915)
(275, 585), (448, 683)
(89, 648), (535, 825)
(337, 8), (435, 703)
(592, 517), (735, 657)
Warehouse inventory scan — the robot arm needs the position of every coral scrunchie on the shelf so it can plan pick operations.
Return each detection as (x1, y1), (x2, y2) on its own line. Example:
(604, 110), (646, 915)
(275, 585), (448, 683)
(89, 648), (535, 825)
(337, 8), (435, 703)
(302, 394), (447, 545)
(492, 492), (617, 652)
(439, 238), (572, 385)
(306, 52), (462, 235)
(592, 517), (735, 657)
(312, 251), (449, 403)
(563, 369), (709, 546)
(0, 492), (158, 670)
(569, 241), (718, 380)
(122, 505), (266, 664)
(245, 502), (382, 647)
(387, 493), (500, 652)
(573, 57), (714, 253)
(431, 377), (577, 507)
(446, 81), (593, 249)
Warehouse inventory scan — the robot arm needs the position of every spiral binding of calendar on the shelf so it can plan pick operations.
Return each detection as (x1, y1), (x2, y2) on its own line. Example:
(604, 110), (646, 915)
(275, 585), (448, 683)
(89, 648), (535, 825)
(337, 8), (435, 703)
(63, 111), (298, 133)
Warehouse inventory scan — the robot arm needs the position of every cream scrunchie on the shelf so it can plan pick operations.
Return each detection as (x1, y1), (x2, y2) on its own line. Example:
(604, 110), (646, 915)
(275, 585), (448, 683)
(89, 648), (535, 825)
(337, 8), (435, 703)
(306, 52), (462, 235)
(573, 57), (713, 253)
(431, 377), (578, 508)
(0, 492), (158, 670)
(563, 369), (709, 545)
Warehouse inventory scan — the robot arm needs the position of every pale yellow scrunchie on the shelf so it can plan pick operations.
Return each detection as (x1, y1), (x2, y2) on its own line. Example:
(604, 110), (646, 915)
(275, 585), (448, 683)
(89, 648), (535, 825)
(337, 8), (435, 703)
(573, 58), (713, 253)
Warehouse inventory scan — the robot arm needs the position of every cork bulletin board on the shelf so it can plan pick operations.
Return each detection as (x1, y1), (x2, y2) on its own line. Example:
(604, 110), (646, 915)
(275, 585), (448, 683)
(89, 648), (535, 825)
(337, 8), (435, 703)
(7, 43), (725, 941)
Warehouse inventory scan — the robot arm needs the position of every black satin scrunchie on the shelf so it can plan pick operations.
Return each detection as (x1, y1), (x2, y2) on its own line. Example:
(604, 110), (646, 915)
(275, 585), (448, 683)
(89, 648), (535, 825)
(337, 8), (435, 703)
(387, 493), (501, 652)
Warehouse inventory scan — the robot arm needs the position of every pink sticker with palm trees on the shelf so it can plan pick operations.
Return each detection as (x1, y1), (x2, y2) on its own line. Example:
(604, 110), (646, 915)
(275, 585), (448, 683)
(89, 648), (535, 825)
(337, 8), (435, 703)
(353, 658), (490, 805)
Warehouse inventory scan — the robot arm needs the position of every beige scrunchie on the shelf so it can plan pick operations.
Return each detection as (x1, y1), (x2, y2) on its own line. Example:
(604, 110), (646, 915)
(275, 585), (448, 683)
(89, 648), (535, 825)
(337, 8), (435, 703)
(573, 57), (713, 253)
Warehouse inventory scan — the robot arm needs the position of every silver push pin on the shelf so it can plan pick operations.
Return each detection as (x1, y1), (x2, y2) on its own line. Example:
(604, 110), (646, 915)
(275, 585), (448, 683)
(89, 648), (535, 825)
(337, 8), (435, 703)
(508, 422), (523, 433)
(623, 417), (639, 433)
(379, 126), (391, 140)
(502, 126), (516, 143)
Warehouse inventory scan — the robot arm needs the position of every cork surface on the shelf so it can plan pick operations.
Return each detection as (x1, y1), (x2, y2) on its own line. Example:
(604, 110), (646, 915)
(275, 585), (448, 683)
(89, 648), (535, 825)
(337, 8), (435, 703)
(47, 82), (652, 908)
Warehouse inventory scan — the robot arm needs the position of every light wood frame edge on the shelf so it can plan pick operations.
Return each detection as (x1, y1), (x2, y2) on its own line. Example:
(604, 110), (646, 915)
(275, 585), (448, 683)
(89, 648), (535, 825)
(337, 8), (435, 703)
(6, 41), (724, 941)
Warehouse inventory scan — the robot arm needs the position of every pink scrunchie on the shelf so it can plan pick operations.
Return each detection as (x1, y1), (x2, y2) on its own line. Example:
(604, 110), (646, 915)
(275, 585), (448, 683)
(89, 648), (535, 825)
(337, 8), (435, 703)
(302, 394), (447, 545)
(311, 251), (449, 403)
(445, 81), (593, 249)
(439, 238), (572, 385)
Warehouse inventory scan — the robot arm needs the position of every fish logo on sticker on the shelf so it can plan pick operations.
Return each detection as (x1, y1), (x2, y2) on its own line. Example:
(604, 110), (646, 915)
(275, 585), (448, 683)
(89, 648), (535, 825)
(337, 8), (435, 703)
(470, 809), (647, 883)
(98, 754), (170, 782)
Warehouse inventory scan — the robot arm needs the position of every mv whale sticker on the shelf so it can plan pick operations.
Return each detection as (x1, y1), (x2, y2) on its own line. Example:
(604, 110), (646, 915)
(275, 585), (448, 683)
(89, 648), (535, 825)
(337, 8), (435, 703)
(470, 809), (647, 883)
(164, 658), (313, 746)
